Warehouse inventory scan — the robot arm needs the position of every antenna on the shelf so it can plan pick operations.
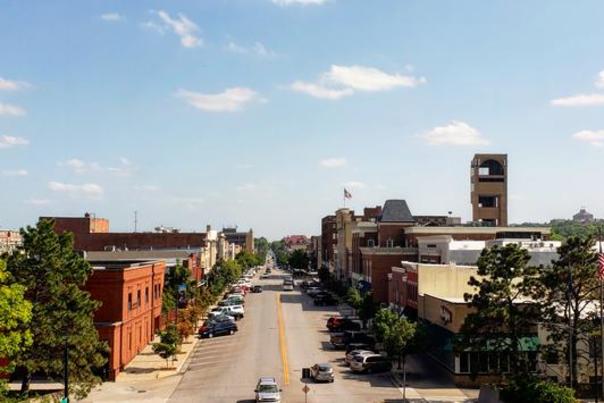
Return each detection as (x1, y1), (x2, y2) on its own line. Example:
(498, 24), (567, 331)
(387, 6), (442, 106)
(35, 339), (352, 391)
(134, 211), (138, 233)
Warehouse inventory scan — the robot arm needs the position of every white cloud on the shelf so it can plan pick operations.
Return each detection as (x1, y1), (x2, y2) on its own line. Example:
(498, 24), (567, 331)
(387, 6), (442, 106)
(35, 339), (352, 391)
(419, 121), (490, 146)
(0, 77), (30, 91)
(226, 41), (275, 57)
(48, 181), (104, 198)
(319, 157), (347, 168)
(272, 0), (329, 5)
(0, 135), (29, 148)
(596, 70), (604, 89)
(572, 129), (604, 147)
(0, 103), (26, 116)
(176, 87), (260, 112)
(343, 181), (366, 189)
(2, 169), (28, 176)
(550, 94), (604, 107)
(59, 157), (134, 176)
(155, 10), (202, 48)
(290, 81), (353, 100)
(290, 64), (425, 100)
(25, 198), (51, 205)
(324, 65), (426, 91)
(100, 13), (124, 22)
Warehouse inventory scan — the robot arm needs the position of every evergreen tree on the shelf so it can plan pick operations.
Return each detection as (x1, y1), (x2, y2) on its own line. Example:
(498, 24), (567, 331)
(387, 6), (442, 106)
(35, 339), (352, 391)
(539, 236), (600, 388)
(6, 219), (107, 399)
(0, 259), (32, 396)
(460, 243), (541, 376)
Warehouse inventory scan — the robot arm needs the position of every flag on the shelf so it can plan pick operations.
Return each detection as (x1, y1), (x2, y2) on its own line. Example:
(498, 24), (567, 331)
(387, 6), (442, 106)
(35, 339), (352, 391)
(598, 253), (604, 280)
(344, 188), (352, 199)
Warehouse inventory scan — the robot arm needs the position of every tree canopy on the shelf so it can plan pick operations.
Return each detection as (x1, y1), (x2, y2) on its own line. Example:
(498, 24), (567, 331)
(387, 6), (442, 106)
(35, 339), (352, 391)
(5, 219), (107, 399)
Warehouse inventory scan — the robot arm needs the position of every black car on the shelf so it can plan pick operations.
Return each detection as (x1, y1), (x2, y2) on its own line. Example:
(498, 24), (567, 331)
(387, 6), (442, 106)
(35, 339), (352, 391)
(314, 293), (338, 306)
(199, 320), (238, 338)
(252, 285), (263, 293)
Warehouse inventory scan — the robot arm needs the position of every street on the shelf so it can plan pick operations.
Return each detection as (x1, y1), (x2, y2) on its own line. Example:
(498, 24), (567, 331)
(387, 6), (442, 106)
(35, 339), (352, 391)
(168, 269), (403, 403)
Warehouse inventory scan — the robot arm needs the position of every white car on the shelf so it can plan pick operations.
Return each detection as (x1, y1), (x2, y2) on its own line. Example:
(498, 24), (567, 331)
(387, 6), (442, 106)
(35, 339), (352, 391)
(345, 350), (374, 366)
(255, 377), (281, 403)
(223, 305), (245, 319)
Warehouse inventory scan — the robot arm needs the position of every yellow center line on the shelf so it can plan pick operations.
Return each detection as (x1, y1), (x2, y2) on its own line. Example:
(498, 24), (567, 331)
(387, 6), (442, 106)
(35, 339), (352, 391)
(276, 293), (290, 385)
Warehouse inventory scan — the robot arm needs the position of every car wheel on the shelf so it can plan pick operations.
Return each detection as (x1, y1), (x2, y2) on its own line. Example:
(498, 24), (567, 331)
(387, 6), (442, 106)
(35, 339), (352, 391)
(208, 332), (214, 338)
(229, 329), (234, 335)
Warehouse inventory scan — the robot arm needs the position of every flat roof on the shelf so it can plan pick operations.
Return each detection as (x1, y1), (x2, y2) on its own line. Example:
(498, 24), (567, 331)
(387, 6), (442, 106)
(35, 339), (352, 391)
(405, 226), (551, 235)
(88, 259), (163, 270)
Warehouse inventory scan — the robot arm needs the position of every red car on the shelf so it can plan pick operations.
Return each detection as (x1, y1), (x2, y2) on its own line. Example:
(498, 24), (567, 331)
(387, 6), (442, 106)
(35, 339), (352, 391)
(326, 316), (342, 331)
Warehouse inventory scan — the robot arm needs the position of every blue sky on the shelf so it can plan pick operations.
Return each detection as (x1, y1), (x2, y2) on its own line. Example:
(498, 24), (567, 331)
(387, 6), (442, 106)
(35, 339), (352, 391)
(1, 0), (604, 239)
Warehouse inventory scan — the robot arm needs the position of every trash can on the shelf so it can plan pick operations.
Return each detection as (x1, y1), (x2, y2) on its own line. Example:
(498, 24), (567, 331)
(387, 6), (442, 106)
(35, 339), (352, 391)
(302, 368), (310, 379)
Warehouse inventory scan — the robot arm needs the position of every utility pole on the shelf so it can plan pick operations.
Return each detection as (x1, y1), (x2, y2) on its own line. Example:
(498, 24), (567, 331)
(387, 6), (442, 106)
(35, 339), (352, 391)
(598, 227), (604, 399)
(134, 210), (138, 233)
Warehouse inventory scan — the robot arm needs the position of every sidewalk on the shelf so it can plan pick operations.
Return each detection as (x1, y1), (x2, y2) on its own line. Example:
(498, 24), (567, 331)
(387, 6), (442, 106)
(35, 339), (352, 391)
(81, 321), (204, 402)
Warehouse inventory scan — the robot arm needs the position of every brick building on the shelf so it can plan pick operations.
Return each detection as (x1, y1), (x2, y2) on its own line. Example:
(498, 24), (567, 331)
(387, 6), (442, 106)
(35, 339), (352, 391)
(222, 227), (254, 253)
(43, 214), (208, 252)
(0, 229), (22, 254)
(84, 259), (166, 380)
(320, 215), (336, 271)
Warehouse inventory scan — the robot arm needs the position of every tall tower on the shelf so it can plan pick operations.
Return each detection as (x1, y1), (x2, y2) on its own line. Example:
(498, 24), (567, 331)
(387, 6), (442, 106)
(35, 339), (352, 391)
(471, 154), (508, 226)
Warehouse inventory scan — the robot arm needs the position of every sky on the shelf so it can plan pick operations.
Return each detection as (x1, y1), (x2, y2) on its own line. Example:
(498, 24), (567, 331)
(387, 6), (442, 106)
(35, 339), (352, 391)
(1, 0), (604, 240)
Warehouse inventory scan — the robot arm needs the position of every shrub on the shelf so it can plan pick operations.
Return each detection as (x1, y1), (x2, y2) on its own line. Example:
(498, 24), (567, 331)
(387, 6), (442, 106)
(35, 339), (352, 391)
(501, 377), (576, 403)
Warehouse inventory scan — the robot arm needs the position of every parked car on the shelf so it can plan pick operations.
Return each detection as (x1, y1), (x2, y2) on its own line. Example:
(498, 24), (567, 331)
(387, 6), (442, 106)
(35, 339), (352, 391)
(252, 285), (263, 293)
(218, 299), (240, 307)
(306, 287), (322, 297)
(282, 282), (293, 291)
(330, 330), (374, 349)
(222, 305), (245, 319)
(226, 295), (245, 305)
(199, 320), (238, 338)
(310, 363), (335, 383)
(313, 293), (338, 306)
(255, 377), (281, 402)
(345, 349), (374, 366)
(350, 354), (392, 373)
(328, 318), (362, 332)
(208, 308), (236, 321)
(260, 273), (270, 279)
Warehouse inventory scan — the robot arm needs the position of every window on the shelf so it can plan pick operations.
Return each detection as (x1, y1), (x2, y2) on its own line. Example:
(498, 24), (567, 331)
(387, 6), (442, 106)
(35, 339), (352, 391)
(478, 195), (497, 208)
(367, 239), (375, 247)
(145, 287), (149, 304)
(386, 239), (394, 248)
(136, 290), (141, 308)
(128, 293), (132, 311)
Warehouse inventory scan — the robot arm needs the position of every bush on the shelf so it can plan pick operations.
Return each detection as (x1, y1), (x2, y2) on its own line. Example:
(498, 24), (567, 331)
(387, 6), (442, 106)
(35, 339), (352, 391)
(501, 377), (576, 403)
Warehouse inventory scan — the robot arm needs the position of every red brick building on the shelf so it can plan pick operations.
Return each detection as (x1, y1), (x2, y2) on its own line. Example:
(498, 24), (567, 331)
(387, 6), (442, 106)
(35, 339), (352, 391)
(84, 259), (166, 380)
(43, 214), (208, 252)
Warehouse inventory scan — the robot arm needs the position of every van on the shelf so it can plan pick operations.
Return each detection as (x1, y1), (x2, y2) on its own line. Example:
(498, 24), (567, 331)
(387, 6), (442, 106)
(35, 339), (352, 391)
(350, 354), (392, 373)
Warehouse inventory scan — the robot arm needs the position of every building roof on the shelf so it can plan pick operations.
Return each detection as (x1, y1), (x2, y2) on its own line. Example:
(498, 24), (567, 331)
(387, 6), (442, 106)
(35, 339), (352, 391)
(379, 200), (415, 223)
(405, 226), (551, 235)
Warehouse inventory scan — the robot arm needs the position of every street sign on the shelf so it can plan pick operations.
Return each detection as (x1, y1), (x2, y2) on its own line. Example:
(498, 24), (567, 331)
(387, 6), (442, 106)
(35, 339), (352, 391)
(302, 385), (310, 393)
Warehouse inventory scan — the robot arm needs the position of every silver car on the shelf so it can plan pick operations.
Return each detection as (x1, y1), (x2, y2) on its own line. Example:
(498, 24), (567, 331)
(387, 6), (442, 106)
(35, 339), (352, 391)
(345, 349), (374, 366)
(310, 363), (335, 382)
(255, 377), (281, 402)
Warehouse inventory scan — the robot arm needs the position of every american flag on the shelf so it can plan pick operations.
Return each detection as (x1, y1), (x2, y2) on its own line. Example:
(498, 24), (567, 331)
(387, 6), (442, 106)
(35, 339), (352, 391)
(344, 188), (352, 199)
(598, 252), (604, 280)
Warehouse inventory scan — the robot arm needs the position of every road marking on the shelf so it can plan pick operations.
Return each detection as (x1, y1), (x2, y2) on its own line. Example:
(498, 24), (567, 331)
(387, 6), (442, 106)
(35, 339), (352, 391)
(276, 293), (290, 385)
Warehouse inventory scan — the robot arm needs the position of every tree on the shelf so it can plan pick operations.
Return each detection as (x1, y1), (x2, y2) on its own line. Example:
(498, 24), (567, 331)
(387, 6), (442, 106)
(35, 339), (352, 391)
(346, 287), (362, 309)
(152, 325), (181, 368)
(288, 249), (309, 271)
(538, 236), (600, 388)
(6, 219), (107, 399)
(270, 240), (289, 267)
(383, 317), (417, 369)
(235, 251), (262, 270)
(254, 237), (270, 261)
(0, 259), (32, 396)
(373, 308), (400, 343)
(501, 376), (576, 403)
(460, 243), (541, 376)
(345, 287), (376, 328)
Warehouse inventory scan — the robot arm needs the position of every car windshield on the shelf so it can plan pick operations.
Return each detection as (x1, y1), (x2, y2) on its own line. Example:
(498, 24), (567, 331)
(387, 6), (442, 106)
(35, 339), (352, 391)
(318, 365), (331, 372)
(257, 384), (278, 393)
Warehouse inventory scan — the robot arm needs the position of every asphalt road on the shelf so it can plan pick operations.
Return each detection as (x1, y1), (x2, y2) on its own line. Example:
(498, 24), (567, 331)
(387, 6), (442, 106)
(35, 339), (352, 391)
(169, 269), (403, 403)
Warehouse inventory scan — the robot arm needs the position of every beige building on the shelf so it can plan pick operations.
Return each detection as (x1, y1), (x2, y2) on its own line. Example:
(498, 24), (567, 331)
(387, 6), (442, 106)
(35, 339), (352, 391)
(0, 229), (22, 254)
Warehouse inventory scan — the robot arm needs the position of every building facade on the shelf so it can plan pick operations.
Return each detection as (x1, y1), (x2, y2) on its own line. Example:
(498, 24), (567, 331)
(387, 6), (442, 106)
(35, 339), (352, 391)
(321, 215), (336, 271)
(470, 153), (508, 226)
(84, 259), (166, 380)
(0, 229), (22, 254)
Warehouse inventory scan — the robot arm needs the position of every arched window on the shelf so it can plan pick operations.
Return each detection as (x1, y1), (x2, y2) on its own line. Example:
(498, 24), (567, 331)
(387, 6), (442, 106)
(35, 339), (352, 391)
(478, 159), (504, 176)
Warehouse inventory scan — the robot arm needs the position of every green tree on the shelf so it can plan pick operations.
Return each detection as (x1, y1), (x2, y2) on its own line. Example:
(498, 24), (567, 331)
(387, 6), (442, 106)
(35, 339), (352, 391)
(6, 219), (107, 399)
(501, 376), (576, 403)
(152, 325), (180, 368)
(373, 308), (400, 343)
(383, 317), (417, 369)
(0, 259), (33, 396)
(346, 287), (362, 309)
(254, 237), (270, 261)
(460, 243), (541, 376)
(538, 236), (600, 388)
(235, 251), (262, 270)
(270, 240), (289, 267)
(288, 249), (309, 271)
